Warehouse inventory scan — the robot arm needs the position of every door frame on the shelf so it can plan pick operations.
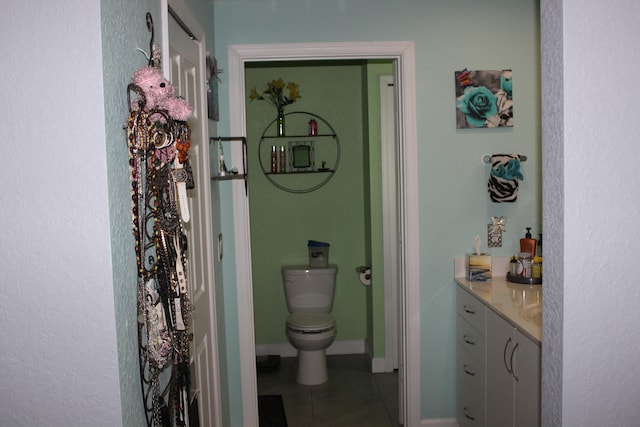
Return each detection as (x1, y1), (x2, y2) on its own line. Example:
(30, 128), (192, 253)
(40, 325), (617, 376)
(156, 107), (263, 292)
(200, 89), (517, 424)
(228, 41), (420, 426)
(380, 74), (400, 373)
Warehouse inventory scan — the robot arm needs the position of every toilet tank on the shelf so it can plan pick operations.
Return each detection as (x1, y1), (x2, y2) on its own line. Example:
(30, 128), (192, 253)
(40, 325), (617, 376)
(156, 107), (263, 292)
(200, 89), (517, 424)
(282, 265), (338, 313)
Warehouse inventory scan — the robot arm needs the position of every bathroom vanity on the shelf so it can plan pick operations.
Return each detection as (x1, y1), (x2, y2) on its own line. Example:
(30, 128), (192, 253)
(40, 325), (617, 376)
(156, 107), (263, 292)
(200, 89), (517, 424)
(455, 275), (541, 427)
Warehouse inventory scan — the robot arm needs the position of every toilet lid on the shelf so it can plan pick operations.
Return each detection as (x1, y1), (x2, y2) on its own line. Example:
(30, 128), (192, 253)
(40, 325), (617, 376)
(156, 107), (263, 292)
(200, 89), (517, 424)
(287, 313), (335, 332)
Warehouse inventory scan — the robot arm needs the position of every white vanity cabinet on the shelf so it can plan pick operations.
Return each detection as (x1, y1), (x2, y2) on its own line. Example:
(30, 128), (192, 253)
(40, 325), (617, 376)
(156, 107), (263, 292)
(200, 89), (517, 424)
(456, 287), (487, 427)
(455, 277), (541, 427)
(486, 309), (540, 427)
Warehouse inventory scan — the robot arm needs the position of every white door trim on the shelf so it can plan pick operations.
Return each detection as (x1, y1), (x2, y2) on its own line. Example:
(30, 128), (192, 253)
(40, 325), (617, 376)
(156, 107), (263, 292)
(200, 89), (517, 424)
(228, 41), (420, 426)
(380, 74), (399, 373)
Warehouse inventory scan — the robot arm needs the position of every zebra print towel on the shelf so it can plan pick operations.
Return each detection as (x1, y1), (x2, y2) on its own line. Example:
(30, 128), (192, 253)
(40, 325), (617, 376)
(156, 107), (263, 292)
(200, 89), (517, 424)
(487, 154), (523, 203)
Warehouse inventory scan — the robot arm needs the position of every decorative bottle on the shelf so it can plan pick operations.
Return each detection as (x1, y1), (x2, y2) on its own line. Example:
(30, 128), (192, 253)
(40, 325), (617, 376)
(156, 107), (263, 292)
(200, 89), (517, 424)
(279, 146), (286, 173)
(270, 146), (277, 173)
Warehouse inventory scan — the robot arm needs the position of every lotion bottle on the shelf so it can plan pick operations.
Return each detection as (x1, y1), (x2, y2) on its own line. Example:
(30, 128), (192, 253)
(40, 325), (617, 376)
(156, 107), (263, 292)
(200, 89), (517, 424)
(520, 227), (537, 258)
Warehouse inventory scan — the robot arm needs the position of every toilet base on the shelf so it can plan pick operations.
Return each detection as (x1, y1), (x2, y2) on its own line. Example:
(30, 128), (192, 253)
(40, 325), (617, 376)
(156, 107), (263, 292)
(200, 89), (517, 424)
(296, 349), (327, 385)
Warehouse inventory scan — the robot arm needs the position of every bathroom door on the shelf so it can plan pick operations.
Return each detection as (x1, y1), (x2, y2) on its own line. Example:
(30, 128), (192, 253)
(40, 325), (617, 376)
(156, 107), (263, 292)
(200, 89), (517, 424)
(167, 7), (222, 427)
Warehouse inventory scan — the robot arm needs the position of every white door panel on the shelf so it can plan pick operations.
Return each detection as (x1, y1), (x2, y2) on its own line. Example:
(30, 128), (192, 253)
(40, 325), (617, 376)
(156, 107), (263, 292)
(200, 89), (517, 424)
(168, 11), (221, 427)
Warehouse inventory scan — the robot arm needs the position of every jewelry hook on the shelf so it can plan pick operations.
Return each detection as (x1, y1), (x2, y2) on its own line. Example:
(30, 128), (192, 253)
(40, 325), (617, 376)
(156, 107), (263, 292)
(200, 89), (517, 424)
(145, 12), (155, 67)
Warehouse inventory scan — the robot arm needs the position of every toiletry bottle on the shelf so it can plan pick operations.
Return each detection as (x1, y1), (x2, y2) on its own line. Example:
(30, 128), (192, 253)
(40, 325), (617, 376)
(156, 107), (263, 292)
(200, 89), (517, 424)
(309, 119), (318, 136)
(532, 256), (543, 279)
(271, 146), (277, 173)
(536, 233), (543, 257)
(279, 146), (286, 173)
(509, 255), (519, 276)
(520, 227), (537, 258)
(218, 140), (227, 176)
(518, 251), (532, 278)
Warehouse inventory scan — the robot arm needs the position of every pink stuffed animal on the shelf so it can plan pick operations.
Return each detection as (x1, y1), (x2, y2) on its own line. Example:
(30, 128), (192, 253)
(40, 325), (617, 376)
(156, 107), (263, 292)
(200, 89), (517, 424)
(131, 66), (193, 121)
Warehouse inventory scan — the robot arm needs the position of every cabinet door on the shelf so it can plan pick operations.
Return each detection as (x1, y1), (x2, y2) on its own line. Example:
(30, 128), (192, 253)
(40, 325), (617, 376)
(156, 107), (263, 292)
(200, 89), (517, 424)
(513, 330), (541, 427)
(486, 310), (515, 427)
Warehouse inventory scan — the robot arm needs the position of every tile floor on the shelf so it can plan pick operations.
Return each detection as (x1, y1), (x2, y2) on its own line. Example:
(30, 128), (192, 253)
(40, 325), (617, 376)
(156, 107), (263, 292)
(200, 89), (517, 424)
(257, 354), (400, 427)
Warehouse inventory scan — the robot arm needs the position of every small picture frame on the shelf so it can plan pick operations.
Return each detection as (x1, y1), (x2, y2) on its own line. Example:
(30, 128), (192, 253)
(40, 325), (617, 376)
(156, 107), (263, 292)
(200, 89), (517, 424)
(289, 141), (315, 171)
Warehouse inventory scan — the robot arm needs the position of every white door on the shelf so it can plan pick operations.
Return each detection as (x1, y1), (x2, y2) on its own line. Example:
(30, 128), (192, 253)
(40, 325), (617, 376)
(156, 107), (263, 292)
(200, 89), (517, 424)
(168, 12), (221, 427)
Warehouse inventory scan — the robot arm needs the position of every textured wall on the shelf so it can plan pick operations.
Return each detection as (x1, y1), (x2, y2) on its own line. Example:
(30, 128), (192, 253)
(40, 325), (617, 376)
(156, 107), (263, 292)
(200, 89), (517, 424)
(540, 0), (563, 424)
(100, 0), (159, 425)
(542, 0), (640, 425)
(0, 1), (122, 425)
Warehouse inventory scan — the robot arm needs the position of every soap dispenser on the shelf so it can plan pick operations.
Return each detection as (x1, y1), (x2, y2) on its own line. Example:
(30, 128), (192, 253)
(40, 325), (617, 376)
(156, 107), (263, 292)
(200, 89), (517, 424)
(520, 227), (537, 258)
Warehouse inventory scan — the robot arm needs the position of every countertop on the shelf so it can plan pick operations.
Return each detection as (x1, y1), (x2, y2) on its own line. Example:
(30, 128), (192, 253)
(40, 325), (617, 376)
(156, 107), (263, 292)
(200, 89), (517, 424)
(455, 276), (542, 345)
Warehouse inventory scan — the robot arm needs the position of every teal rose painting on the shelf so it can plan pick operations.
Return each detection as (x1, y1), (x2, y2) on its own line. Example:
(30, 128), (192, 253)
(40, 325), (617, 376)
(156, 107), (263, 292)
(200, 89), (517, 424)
(455, 69), (513, 128)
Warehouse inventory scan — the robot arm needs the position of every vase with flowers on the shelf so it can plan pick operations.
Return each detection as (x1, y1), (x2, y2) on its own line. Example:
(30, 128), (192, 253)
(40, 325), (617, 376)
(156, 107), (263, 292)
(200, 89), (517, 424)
(249, 78), (301, 136)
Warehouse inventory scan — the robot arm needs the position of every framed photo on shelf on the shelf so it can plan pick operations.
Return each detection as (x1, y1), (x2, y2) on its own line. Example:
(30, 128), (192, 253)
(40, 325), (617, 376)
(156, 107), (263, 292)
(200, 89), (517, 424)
(288, 141), (315, 171)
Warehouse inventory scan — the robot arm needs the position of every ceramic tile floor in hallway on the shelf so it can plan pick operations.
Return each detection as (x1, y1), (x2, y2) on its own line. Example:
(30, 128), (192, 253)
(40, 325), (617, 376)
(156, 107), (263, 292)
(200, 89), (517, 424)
(257, 354), (400, 427)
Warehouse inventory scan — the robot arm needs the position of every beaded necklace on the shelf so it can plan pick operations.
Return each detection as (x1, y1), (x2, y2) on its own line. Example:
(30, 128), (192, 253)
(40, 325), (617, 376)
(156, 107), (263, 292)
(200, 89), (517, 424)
(128, 103), (193, 427)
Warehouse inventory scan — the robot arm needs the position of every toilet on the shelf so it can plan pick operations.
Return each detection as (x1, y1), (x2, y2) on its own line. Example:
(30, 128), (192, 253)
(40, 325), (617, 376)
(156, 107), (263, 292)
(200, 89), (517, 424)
(282, 264), (338, 385)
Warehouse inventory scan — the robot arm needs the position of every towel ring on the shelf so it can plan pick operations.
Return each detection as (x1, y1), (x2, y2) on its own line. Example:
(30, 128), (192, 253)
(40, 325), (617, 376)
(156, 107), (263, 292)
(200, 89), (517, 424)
(482, 154), (527, 164)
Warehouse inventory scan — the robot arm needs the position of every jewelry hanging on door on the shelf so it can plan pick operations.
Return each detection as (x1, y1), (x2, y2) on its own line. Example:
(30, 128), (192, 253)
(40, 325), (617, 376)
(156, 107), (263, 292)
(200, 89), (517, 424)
(126, 12), (195, 427)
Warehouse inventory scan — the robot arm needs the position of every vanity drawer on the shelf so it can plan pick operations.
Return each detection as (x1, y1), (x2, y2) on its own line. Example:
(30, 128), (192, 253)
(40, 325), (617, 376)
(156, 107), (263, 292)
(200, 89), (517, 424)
(457, 343), (486, 427)
(456, 286), (487, 336)
(457, 314), (486, 366)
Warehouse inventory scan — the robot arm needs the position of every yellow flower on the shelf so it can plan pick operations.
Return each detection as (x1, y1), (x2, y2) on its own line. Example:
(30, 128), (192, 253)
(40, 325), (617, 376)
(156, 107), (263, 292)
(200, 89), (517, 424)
(269, 78), (285, 90)
(249, 78), (301, 111)
(249, 88), (261, 101)
(287, 82), (300, 102)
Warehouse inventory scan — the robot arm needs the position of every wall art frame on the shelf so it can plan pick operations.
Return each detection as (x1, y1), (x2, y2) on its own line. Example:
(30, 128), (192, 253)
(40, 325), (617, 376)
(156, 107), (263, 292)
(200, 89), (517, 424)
(455, 68), (513, 128)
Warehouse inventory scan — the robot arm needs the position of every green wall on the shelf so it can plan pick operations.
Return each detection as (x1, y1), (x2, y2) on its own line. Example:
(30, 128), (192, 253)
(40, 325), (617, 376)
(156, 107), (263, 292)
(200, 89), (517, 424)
(246, 62), (368, 344)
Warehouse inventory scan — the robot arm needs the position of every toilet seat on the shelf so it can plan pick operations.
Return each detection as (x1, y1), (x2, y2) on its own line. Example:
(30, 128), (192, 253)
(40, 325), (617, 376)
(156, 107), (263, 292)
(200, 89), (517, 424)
(286, 313), (336, 334)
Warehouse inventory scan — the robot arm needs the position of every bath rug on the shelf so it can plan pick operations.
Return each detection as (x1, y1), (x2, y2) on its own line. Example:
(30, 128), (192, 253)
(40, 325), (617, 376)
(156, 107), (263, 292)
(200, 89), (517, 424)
(258, 395), (288, 427)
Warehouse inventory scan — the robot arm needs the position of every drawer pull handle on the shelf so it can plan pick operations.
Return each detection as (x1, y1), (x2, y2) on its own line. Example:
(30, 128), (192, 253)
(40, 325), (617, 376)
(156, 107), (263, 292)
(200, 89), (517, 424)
(463, 335), (475, 346)
(463, 304), (475, 314)
(503, 337), (513, 374)
(463, 407), (475, 421)
(511, 342), (520, 381)
(463, 364), (476, 376)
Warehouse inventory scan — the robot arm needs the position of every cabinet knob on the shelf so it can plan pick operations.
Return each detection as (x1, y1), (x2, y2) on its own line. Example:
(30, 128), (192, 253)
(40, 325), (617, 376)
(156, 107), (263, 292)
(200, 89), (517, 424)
(463, 304), (475, 314)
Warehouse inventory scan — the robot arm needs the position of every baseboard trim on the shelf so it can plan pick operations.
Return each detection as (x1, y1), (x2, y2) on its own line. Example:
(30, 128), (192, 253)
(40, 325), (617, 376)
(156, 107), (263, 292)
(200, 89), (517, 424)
(255, 339), (366, 358)
(421, 418), (458, 427)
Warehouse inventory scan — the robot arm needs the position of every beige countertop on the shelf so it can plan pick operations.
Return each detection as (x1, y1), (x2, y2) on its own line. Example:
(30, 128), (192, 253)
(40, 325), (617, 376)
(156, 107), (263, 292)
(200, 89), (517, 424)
(454, 257), (542, 344)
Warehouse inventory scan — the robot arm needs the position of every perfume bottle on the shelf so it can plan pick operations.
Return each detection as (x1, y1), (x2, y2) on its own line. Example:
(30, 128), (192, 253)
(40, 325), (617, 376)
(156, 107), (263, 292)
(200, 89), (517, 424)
(270, 146), (277, 173)
(279, 146), (286, 173)
(308, 119), (318, 136)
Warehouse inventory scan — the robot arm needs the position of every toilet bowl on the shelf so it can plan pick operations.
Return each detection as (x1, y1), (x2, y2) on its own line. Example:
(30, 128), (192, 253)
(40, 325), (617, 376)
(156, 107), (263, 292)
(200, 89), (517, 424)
(285, 313), (337, 385)
(282, 265), (338, 385)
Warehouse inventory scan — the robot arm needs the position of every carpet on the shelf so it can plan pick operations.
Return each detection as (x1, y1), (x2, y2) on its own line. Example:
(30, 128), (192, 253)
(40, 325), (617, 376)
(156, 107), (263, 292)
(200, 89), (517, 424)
(258, 395), (288, 427)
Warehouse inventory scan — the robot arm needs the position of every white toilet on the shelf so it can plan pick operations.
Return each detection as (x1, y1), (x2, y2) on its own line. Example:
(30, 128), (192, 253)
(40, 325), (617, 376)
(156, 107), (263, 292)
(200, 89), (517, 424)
(282, 264), (338, 385)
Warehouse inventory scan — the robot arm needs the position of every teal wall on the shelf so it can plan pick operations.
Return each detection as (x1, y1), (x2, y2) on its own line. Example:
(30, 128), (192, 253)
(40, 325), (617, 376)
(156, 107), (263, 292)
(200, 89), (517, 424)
(215, 0), (540, 421)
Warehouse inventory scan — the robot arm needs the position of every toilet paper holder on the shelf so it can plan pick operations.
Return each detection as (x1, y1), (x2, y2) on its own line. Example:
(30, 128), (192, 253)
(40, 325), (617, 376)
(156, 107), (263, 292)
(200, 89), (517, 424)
(356, 265), (372, 286)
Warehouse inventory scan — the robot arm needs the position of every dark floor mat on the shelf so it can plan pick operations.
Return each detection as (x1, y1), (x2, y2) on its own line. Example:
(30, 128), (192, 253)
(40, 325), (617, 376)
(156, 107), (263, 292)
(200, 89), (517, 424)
(258, 395), (288, 427)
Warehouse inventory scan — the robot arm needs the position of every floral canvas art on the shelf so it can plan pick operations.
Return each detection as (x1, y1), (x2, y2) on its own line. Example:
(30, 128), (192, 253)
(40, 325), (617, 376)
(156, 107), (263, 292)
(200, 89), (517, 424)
(455, 69), (513, 128)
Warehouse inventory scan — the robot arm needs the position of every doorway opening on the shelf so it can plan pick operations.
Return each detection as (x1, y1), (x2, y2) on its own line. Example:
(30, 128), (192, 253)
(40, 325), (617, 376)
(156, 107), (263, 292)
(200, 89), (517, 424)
(227, 42), (420, 427)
